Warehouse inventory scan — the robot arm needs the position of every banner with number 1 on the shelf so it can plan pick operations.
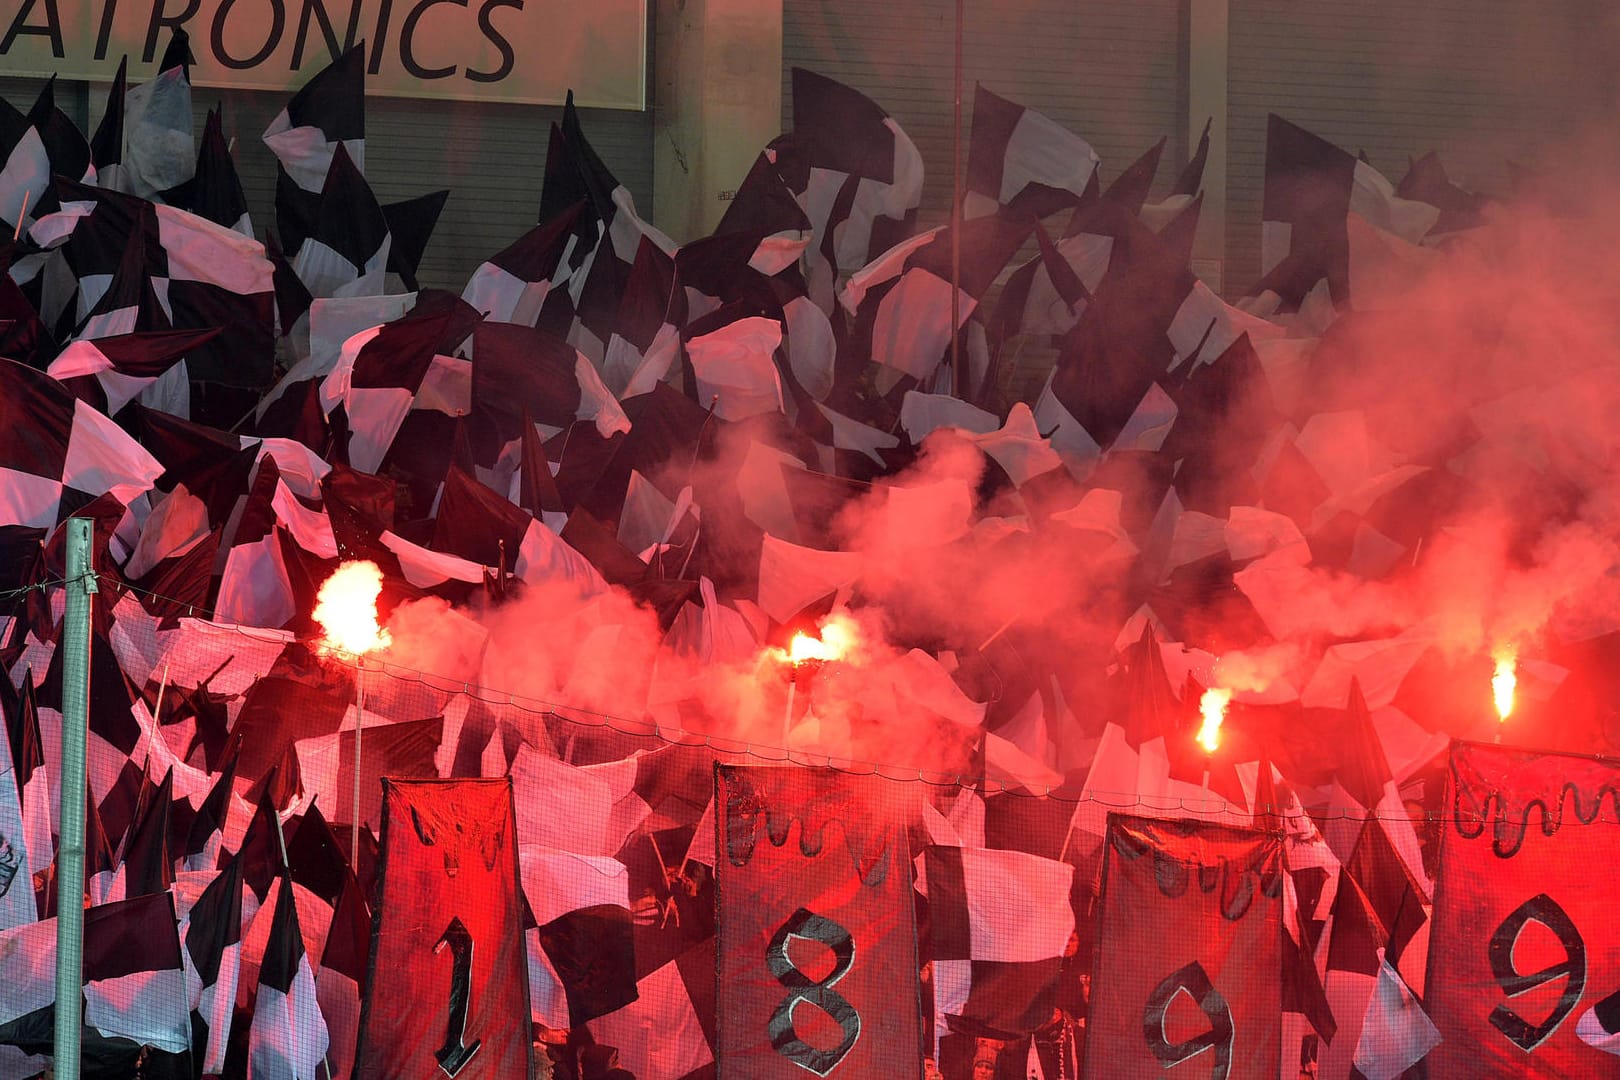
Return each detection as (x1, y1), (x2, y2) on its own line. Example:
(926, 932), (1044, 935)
(356, 778), (532, 1079)
(715, 764), (922, 1078)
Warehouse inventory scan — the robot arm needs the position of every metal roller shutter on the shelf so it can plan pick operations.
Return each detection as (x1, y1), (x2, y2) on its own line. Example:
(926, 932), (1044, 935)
(1226, 1), (1620, 294)
(782, 0), (1186, 229)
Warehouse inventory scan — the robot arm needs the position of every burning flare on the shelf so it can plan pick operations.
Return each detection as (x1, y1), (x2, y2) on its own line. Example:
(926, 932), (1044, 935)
(1492, 648), (1517, 723)
(313, 560), (392, 657)
(783, 614), (858, 666)
(1198, 688), (1231, 754)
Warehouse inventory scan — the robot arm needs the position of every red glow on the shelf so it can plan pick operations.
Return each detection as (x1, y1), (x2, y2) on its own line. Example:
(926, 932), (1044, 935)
(1493, 648), (1517, 723)
(1198, 688), (1231, 754)
(313, 560), (392, 657)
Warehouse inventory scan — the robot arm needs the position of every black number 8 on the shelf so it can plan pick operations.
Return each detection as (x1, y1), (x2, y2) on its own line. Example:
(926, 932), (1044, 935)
(766, 908), (862, 1076)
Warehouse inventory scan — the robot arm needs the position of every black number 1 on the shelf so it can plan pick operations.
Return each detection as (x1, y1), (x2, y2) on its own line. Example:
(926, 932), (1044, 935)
(434, 917), (483, 1076)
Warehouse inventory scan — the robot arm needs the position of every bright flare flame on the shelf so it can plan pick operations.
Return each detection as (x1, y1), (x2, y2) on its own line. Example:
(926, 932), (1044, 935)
(1492, 649), (1517, 723)
(784, 614), (858, 666)
(313, 560), (392, 657)
(1198, 688), (1231, 754)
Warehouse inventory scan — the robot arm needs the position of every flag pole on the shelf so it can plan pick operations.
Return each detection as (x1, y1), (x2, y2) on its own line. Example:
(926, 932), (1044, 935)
(55, 517), (97, 1080)
(949, 0), (965, 398)
(352, 655), (366, 863)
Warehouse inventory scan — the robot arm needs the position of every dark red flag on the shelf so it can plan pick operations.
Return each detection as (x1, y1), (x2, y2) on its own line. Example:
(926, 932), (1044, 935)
(1426, 741), (1620, 1075)
(355, 778), (531, 1079)
(715, 764), (921, 1078)
(1086, 815), (1283, 1080)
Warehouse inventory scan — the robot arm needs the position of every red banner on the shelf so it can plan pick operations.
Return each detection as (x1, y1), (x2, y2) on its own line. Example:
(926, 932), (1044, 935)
(1426, 741), (1620, 1076)
(715, 765), (921, 1078)
(356, 778), (531, 1079)
(1086, 815), (1283, 1080)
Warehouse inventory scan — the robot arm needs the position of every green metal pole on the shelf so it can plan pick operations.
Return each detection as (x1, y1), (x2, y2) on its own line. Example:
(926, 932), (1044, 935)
(55, 518), (96, 1080)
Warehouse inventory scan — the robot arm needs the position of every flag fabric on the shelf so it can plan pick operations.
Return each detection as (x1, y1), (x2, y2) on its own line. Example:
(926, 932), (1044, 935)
(39, 179), (278, 389)
(471, 320), (632, 439)
(714, 764), (921, 1078)
(382, 188), (450, 291)
(460, 203), (583, 326)
(192, 107), (253, 236)
(47, 327), (218, 418)
(538, 93), (674, 361)
(782, 68), (924, 298)
(88, 57), (128, 192)
(0, 686), (32, 930)
(248, 874), (330, 1080)
(316, 869), (371, 1080)
(0, 89), (56, 233)
(356, 778), (531, 1079)
(292, 715), (444, 838)
(1424, 741), (1620, 1076)
(1395, 151), (1488, 235)
(1085, 816), (1284, 1079)
(0, 358), (163, 529)
(521, 846), (638, 1029)
(924, 845), (1076, 1038)
(1251, 114), (1438, 311)
(991, 220), (1103, 342)
(0, 672), (48, 916)
(1577, 986), (1620, 1057)
(683, 315), (787, 422)
(840, 214), (1030, 390)
(0, 891), (191, 1054)
(264, 44), (366, 194)
(588, 937), (717, 1080)
(321, 301), (475, 473)
(123, 33), (195, 199)
(83, 889), (192, 1054)
(183, 854), (245, 1074)
(714, 150), (814, 276)
(213, 456), (300, 629)
(965, 84), (1099, 220)
(289, 144), (391, 299)
(1353, 949), (1440, 1080)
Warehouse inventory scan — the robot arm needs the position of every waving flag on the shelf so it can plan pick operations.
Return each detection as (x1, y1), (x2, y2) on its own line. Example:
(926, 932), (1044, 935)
(192, 107), (253, 236)
(0, 359), (163, 529)
(965, 84), (1099, 220)
(183, 854), (244, 1075)
(924, 845), (1076, 1038)
(0, 891), (190, 1055)
(249, 875), (330, 1080)
(264, 44), (366, 193)
(123, 31), (194, 199)
(783, 68), (924, 295)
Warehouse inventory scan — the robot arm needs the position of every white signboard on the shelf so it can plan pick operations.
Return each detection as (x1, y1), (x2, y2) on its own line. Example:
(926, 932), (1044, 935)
(0, 0), (647, 109)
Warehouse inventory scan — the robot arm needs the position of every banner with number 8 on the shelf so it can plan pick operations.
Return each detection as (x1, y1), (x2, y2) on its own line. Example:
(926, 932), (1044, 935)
(715, 764), (923, 1078)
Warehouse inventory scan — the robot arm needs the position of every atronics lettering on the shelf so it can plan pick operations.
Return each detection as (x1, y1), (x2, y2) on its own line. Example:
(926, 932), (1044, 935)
(0, 0), (525, 85)
(2, 0), (66, 58)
